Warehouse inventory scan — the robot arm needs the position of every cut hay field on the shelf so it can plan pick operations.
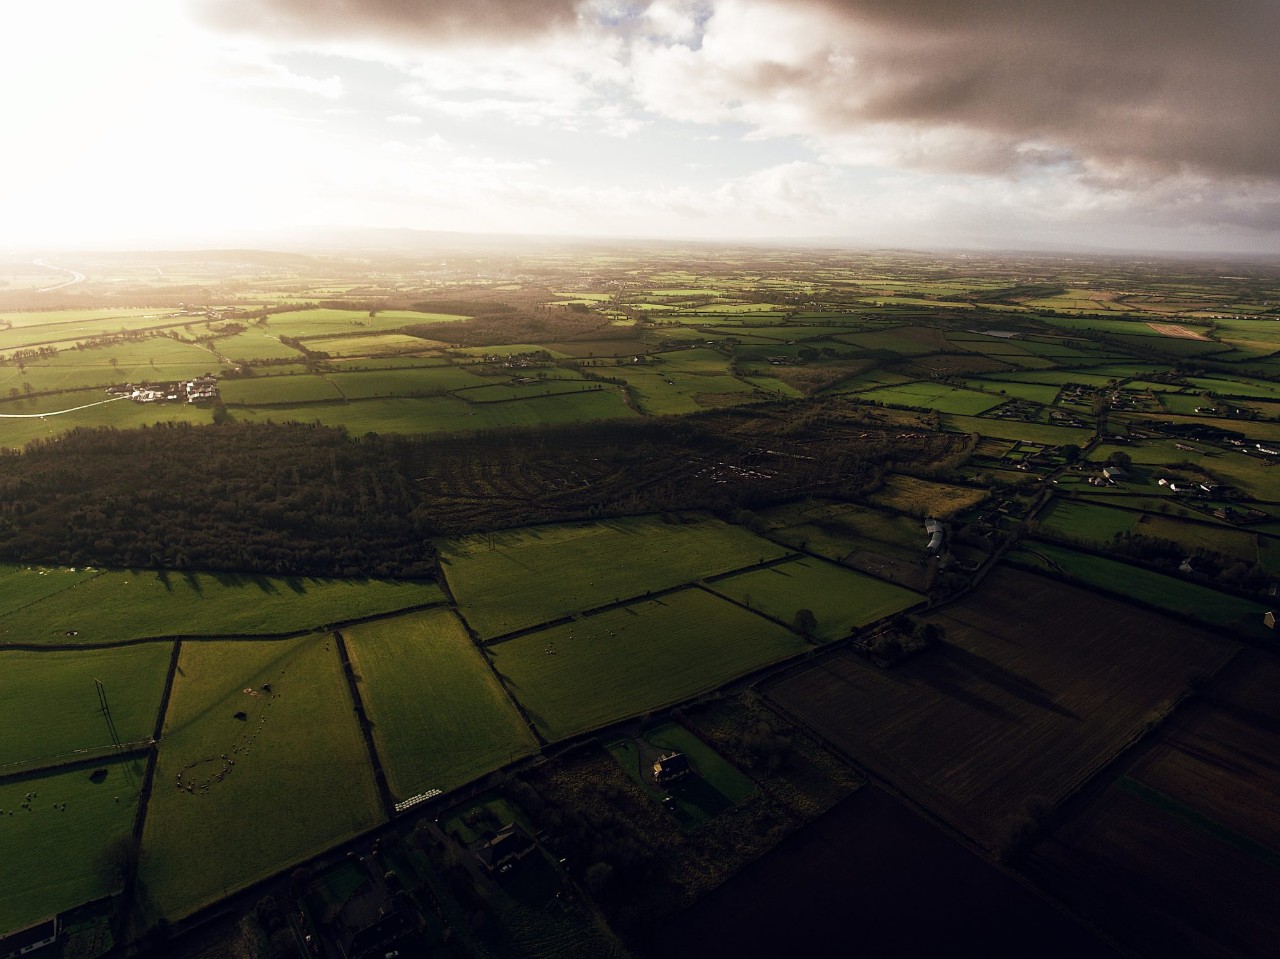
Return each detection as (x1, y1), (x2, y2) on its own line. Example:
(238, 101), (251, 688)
(260, 309), (454, 338)
(868, 475), (989, 517)
(301, 333), (436, 356)
(765, 567), (1231, 850)
(707, 558), (922, 642)
(0, 568), (441, 647)
(1027, 653), (1280, 958)
(441, 514), (790, 640)
(489, 588), (807, 741)
(140, 635), (382, 920)
(1010, 542), (1271, 637)
(0, 644), (171, 773)
(343, 609), (537, 800)
(0, 757), (146, 935)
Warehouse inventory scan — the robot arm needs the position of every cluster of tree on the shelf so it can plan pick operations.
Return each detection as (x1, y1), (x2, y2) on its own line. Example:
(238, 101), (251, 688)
(0, 422), (435, 578)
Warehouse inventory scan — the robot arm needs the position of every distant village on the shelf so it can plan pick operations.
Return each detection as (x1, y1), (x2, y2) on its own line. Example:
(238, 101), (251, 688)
(106, 376), (220, 404)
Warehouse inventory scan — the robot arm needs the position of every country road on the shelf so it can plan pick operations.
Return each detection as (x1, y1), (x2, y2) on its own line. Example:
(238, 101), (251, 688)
(34, 258), (86, 292)
(0, 395), (127, 418)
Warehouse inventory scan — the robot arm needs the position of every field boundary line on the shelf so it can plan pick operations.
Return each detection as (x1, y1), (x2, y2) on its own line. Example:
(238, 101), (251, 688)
(0, 745), (152, 788)
(332, 630), (396, 819)
(0, 599), (452, 652)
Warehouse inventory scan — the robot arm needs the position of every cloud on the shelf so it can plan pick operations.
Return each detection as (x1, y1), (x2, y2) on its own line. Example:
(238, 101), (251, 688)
(631, 0), (1280, 182)
(200, 0), (585, 44)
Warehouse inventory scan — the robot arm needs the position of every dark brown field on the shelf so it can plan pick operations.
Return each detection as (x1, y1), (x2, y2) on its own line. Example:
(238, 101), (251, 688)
(1026, 649), (1280, 959)
(765, 567), (1232, 849)
(649, 786), (1121, 959)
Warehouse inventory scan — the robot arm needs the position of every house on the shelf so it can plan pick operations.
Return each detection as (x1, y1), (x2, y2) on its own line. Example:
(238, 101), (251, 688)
(475, 824), (536, 874)
(1264, 611), (1275, 630)
(653, 751), (692, 785)
(0, 917), (58, 959)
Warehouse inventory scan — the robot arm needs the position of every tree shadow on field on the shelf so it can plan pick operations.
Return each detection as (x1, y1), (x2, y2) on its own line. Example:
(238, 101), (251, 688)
(921, 644), (1078, 721)
(182, 571), (203, 594)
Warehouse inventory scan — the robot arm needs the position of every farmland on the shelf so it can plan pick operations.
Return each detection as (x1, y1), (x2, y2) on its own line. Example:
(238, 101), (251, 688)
(343, 609), (538, 799)
(2, 247), (1279, 955)
(440, 514), (791, 640)
(140, 636), (382, 920)
(0, 758), (146, 935)
(0, 568), (443, 647)
(0, 644), (171, 772)
(1026, 652), (1280, 958)
(706, 557), (922, 642)
(488, 588), (807, 741)
(1011, 542), (1271, 636)
(766, 568), (1231, 849)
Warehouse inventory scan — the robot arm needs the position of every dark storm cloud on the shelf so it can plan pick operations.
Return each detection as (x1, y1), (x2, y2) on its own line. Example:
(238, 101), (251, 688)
(201, 0), (583, 43)
(795, 0), (1280, 179)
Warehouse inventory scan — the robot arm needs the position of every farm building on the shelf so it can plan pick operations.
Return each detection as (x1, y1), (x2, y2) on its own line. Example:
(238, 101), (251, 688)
(0, 917), (58, 959)
(1102, 466), (1128, 482)
(925, 519), (945, 553)
(1265, 611), (1276, 630)
(653, 751), (692, 785)
(475, 824), (535, 874)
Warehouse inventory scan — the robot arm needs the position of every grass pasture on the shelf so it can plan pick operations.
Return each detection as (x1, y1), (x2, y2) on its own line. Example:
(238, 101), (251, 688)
(857, 383), (1005, 415)
(765, 567), (1230, 850)
(940, 415), (1092, 446)
(0, 757), (146, 936)
(0, 644), (172, 773)
(708, 558), (922, 642)
(441, 514), (790, 640)
(140, 635), (382, 920)
(219, 374), (342, 405)
(490, 588), (806, 741)
(343, 609), (537, 799)
(0, 568), (442, 647)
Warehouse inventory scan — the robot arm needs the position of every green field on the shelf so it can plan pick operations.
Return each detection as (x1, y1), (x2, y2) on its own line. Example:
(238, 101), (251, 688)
(1012, 542), (1270, 637)
(0, 568), (441, 646)
(329, 365), (487, 397)
(0, 338), (223, 395)
(708, 557), (922, 642)
(343, 609), (537, 799)
(219, 374), (342, 405)
(963, 379), (1063, 405)
(441, 514), (791, 640)
(0, 757), (146, 935)
(489, 588), (807, 741)
(858, 383), (1005, 415)
(941, 415), (1093, 445)
(140, 636), (382, 919)
(0, 644), (171, 773)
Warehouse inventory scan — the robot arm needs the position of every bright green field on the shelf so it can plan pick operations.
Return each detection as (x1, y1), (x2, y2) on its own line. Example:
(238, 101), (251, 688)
(219, 374), (342, 405)
(343, 609), (537, 800)
(941, 415), (1093, 445)
(0, 644), (172, 772)
(0, 397), (211, 449)
(329, 365), (487, 398)
(1037, 500), (1139, 543)
(623, 369), (761, 415)
(441, 514), (790, 640)
(0, 568), (441, 646)
(858, 382), (1005, 415)
(0, 757), (145, 935)
(489, 588), (806, 741)
(0, 338), (223, 395)
(140, 636), (382, 920)
(964, 379), (1063, 405)
(708, 557), (923, 641)
(1012, 543), (1270, 637)
(301, 333), (436, 357)
(260, 309), (446, 338)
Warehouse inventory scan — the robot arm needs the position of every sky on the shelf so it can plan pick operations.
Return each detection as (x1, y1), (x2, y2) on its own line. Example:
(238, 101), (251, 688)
(3, 0), (1279, 253)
